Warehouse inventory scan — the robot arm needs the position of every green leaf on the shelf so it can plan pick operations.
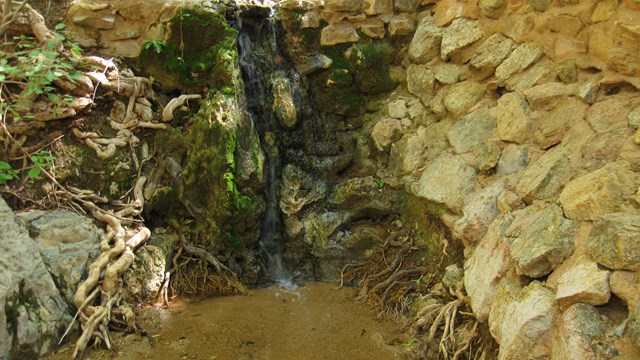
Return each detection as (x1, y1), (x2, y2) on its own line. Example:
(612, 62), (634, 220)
(28, 167), (41, 178)
(0, 173), (13, 184)
(0, 161), (12, 170)
(54, 23), (65, 31)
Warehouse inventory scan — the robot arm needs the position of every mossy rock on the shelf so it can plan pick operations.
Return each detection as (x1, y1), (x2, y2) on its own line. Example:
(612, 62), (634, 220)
(345, 42), (397, 95)
(139, 6), (238, 92)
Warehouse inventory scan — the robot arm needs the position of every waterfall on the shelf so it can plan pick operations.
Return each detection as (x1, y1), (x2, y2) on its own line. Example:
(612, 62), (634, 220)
(236, 6), (296, 288)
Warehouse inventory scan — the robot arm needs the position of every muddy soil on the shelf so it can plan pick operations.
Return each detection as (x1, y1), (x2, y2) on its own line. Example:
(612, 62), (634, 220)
(46, 282), (412, 360)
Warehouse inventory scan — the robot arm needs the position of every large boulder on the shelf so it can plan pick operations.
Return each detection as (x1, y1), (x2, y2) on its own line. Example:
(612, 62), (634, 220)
(447, 107), (496, 155)
(495, 43), (543, 85)
(489, 280), (555, 360)
(551, 304), (608, 360)
(588, 212), (640, 271)
(440, 18), (484, 60)
(410, 152), (477, 214)
(408, 15), (442, 64)
(555, 256), (611, 308)
(453, 179), (506, 245)
(16, 210), (102, 306)
(0, 197), (71, 359)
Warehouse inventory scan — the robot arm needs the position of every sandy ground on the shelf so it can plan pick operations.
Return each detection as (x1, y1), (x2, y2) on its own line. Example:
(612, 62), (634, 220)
(45, 282), (412, 360)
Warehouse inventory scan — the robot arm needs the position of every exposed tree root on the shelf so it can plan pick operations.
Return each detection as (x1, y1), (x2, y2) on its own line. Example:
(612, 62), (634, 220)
(339, 228), (429, 320)
(168, 224), (247, 297)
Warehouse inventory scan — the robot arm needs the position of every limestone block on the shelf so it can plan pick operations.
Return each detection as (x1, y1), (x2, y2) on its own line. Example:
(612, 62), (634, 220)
(551, 304), (607, 360)
(588, 212), (640, 271)
(586, 95), (638, 134)
(122, 245), (166, 303)
(407, 64), (436, 104)
(393, 0), (420, 13)
(508, 63), (553, 92)
(432, 63), (461, 85)
(469, 33), (515, 71)
(272, 71), (298, 128)
(443, 80), (486, 118)
(478, 0), (506, 19)
(495, 43), (543, 85)
(301, 11), (321, 28)
(387, 99), (408, 119)
(388, 14), (416, 36)
(72, 13), (116, 30)
(389, 127), (432, 176)
(408, 15), (443, 64)
(515, 146), (572, 203)
(17, 210), (102, 305)
(296, 54), (333, 75)
(358, 18), (385, 39)
(476, 140), (502, 172)
(576, 76), (601, 105)
(454, 179), (506, 245)
(526, 0), (552, 11)
(497, 144), (530, 175)
(508, 204), (574, 278)
(591, 0), (617, 23)
(429, 89), (447, 119)
(559, 161), (639, 221)
(629, 106), (640, 129)
(447, 107), (496, 155)
(556, 256), (611, 308)
(533, 97), (587, 149)
(610, 270), (640, 310)
(363, 0), (392, 15)
(325, 0), (362, 12)
(464, 213), (514, 321)
(320, 24), (359, 46)
(522, 82), (577, 110)
(545, 15), (583, 36)
(370, 118), (403, 150)
(489, 281), (555, 360)
(440, 18), (484, 60)
(410, 152), (477, 214)
(496, 92), (532, 144)
(581, 128), (632, 171)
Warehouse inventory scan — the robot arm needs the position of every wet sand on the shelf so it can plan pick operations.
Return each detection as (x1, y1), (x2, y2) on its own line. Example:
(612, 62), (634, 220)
(46, 282), (410, 360)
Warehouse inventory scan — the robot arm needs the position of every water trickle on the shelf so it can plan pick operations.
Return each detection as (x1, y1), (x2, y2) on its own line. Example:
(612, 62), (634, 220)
(236, 6), (298, 288)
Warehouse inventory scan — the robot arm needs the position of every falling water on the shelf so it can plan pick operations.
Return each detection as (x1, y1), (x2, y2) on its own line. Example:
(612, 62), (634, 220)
(236, 6), (296, 288)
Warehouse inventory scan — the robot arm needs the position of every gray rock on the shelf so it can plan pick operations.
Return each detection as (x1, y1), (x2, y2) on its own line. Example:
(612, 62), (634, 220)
(476, 140), (503, 172)
(328, 176), (391, 214)
(303, 211), (352, 257)
(555, 256), (611, 308)
(0, 197), (71, 359)
(408, 15), (443, 64)
(495, 43), (544, 84)
(387, 99), (408, 119)
(631, 303), (640, 348)
(280, 164), (327, 216)
(588, 212), (640, 271)
(443, 80), (486, 117)
(447, 107), (496, 154)
(407, 64), (436, 104)
(526, 0), (552, 11)
(470, 33), (515, 71)
(576, 76), (600, 105)
(516, 145), (572, 203)
(123, 245), (166, 303)
(508, 62), (553, 92)
(559, 161), (639, 221)
(296, 54), (333, 75)
(359, 19), (386, 39)
(465, 213), (514, 321)
(489, 280), (555, 360)
(72, 14), (116, 30)
(478, 0), (507, 18)
(17, 210), (102, 306)
(390, 125), (448, 176)
(522, 82), (577, 110)
(393, 0), (420, 12)
(441, 18), (484, 60)
(508, 204), (574, 278)
(496, 92), (532, 144)
(552, 304), (608, 360)
(497, 144), (530, 175)
(454, 179), (506, 245)
(433, 63), (461, 85)
(410, 152), (477, 214)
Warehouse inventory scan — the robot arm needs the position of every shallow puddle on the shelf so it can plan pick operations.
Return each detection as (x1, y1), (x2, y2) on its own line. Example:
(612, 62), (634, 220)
(47, 282), (410, 360)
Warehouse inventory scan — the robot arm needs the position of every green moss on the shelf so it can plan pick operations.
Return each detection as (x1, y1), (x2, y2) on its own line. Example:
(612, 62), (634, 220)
(322, 44), (352, 70)
(346, 42), (397, 94)
(300, 28), (320, 47)
(139, 7), (238, 91)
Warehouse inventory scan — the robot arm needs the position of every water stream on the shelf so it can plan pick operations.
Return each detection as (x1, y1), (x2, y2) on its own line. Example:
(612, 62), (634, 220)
(236, 7), (296, 287)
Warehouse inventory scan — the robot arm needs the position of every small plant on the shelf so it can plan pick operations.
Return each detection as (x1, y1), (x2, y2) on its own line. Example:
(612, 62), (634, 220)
(142, 39), (166, 54)
(0, 161), (18, 184)
(375, 178), (385, 188)
(0, 150), (55, 185)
